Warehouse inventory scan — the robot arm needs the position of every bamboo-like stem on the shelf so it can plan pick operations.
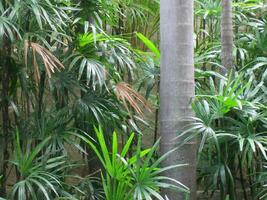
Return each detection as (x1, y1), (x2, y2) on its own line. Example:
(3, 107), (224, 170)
(239, 155), (248, 200)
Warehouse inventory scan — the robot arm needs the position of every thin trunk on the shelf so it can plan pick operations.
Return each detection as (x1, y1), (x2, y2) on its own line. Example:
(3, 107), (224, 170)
(153, 78), (160, 145)
(0, 46), (10, 197)
(202, 17), (207, 72)
(238, 156), (248, 200)
(221, 0), (234, 72)
(0, 133), (6, 196)
(38, 72), (45, 119)
(153, 108), (159, 144)
(160, 0), (196, 199)
(116, 4), (124, 35)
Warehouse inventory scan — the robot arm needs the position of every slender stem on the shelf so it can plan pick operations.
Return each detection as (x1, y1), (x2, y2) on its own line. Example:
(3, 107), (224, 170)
(247, 157), (255, 198)
(239, 155), (248, 200)
(0, 41), (10, 196)
(153, 108), (159, 144)
(153, 78), (160, 144)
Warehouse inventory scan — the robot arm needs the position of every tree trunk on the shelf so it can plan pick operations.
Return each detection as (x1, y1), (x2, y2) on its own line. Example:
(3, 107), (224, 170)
(0, 49), (10, 197)
(160, 0), (196, 199)
(221, 0), (233, 72)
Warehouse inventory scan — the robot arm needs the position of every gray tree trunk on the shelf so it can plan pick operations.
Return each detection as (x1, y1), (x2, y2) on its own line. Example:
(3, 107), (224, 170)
(160, 0), (196, 199)
(221, 0), (234, 72)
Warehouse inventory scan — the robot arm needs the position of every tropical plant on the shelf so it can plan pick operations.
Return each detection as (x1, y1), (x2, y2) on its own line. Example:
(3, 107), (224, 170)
(86, 127), (189, 200)
(0, 0), (267, 199)
(9, 130), (73, 200)
(75, 176), (104, 200)
(179, 70), (267, 199)
(0, 0), (154, 198)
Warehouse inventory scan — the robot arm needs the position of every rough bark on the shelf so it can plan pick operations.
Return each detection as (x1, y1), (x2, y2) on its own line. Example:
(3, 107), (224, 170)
(221, 0), (234, 72)
(160, 0), (197, 199)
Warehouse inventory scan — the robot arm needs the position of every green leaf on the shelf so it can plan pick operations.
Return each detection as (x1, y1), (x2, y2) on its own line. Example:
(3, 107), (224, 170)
(136, 32), (161, 59)
(121, 133), (135, 157)
(112, 131), (118, 166)
(95, 127), (113, 175)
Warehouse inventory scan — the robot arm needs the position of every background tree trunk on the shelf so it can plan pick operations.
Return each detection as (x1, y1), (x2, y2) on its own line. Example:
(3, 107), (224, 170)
(0, 48), (10, 197)
(160, 0), (196, 199)
(221, 0), (234, 72)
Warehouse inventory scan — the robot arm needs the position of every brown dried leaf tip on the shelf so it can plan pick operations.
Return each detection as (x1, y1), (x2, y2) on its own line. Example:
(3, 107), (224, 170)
(115, 82), (152, 116)
(24, 41), (64, 82)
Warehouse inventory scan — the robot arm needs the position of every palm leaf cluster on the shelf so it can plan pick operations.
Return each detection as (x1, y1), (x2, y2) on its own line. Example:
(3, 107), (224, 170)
(0, 0), (167, 199)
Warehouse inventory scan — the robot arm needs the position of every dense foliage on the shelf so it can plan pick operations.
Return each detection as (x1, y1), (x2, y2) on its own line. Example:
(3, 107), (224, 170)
(0, 0), (266, 200)
(193, 1), (267, 199)
(0, 0), (169, 199)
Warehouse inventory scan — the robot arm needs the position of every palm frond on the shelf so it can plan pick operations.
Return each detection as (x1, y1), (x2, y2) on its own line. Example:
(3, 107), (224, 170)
(114, 82), (152, 116)
(24, 41), (64, 81)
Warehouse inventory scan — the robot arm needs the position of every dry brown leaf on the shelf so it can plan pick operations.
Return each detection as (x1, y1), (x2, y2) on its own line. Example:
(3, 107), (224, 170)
(115, 82), (152, 116)
(24, 41), (64, 83)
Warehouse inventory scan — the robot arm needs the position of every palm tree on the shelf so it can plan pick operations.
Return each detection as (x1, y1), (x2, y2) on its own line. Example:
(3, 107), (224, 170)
(160, 0), (196, 199)
(221, 0), (234, 72)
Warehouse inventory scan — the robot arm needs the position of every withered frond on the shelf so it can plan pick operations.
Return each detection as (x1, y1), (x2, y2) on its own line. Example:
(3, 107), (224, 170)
(115, 82), (152, 116)
(24, 41), (64, 82)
